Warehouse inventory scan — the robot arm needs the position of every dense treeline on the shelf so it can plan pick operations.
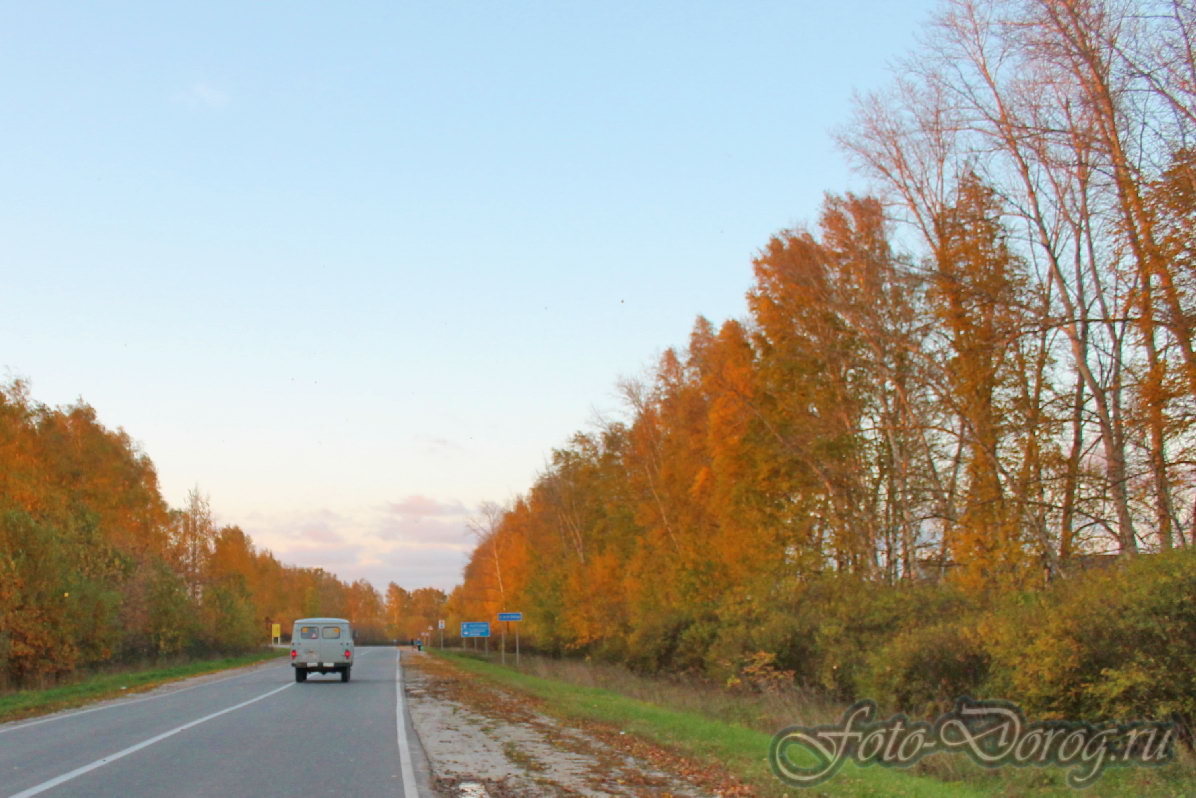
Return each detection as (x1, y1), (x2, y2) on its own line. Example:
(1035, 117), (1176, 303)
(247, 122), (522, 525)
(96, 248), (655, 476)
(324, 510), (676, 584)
(0, 381), (443, 687)
(449, 0), (1196, 722)
(385, 584), (449, 642)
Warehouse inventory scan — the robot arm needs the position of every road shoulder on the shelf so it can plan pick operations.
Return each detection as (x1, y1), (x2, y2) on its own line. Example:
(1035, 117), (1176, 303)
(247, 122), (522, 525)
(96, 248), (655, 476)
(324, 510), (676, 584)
(404, 651), (720, 797)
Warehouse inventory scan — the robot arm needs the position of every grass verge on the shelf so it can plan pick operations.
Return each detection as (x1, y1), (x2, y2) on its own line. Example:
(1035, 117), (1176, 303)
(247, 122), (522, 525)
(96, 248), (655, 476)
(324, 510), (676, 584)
(432, 650), (980, 797)
(430, 650), (1196, 798)
(0, 648), (284, 724)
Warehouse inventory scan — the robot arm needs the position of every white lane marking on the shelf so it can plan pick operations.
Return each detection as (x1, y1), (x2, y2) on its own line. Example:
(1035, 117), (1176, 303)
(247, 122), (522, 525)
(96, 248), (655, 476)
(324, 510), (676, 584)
(1, 648), (380, 736)
(0, 659), (288, 736)
(7, 683), (293, 798)
(395, 649), (422, 797)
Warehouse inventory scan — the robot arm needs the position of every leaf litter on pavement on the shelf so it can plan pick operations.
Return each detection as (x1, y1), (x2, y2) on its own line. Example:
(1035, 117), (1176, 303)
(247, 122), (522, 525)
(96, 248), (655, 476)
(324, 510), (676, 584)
(404, 653), (754, 797)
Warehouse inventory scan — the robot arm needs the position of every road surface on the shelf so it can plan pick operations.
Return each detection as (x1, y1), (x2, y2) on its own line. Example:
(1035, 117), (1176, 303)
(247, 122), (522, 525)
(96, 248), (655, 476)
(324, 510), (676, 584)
(0, 647), (431, 798)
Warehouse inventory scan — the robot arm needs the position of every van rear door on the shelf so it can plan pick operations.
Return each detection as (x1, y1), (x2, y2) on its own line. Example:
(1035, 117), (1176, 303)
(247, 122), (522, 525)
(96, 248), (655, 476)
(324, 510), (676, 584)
(295, 623), (323, 665)
(318, 623), (351, 664)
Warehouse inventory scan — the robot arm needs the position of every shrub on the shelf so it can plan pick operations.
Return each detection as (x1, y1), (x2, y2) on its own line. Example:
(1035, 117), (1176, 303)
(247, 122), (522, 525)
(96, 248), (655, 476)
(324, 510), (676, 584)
(859, 618), (989, 715)
(984, 549), (1196, 727)
(625, 610), (691, 674)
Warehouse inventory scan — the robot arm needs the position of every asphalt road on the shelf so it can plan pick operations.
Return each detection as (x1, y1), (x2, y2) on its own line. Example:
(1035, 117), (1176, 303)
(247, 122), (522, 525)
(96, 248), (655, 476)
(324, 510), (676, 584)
(0, 647), (431, 798)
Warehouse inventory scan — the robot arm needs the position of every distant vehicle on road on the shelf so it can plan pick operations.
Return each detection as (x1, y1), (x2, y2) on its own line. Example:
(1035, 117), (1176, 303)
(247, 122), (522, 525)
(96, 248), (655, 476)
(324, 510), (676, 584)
(291, 617), (354, 682)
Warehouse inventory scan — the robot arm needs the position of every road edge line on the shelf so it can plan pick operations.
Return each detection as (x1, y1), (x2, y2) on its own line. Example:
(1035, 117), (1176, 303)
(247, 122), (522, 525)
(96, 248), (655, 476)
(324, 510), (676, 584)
(395, 649), (422, 797)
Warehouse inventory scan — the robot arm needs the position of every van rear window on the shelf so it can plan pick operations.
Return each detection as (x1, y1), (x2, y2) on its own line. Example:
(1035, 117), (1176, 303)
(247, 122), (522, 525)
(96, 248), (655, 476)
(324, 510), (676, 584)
(322, 626), (342, 639)
(300, 626), (319, 639)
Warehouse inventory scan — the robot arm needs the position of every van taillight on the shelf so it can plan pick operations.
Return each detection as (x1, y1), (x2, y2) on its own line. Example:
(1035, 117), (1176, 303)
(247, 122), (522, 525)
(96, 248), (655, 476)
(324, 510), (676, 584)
(344, 649), (351, 659)
(290, 650), (297, 659)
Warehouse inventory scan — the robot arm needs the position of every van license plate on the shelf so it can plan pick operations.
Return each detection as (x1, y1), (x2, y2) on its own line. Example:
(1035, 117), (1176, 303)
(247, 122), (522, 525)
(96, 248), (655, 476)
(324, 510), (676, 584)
(323, 662), (334, 667)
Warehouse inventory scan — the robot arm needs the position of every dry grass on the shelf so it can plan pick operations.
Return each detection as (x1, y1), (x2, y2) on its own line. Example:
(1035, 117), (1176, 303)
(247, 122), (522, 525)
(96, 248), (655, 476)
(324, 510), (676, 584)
(506, 652), (844, 732)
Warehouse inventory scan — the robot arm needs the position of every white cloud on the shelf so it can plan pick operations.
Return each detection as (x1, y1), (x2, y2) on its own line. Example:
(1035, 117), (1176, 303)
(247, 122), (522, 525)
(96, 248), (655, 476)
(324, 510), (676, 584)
(237, 496), (475, 592)
(410, 434), (465, 456)
(386, 494), (467, 518)
(174, 81), (230, 109)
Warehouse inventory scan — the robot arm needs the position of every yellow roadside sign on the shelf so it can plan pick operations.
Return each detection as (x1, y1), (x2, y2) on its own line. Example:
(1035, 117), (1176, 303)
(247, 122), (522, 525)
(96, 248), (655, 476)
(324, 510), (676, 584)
(271, 623), (281, 638)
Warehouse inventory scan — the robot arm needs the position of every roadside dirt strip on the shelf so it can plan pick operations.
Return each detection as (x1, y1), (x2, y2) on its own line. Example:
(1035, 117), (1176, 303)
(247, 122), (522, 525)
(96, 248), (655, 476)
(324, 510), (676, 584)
(404, 654), (737, 797)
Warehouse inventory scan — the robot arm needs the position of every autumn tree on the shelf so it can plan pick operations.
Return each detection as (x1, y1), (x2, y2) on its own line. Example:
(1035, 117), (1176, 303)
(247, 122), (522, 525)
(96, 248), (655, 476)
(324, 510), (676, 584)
(930, 175), (1037, 586)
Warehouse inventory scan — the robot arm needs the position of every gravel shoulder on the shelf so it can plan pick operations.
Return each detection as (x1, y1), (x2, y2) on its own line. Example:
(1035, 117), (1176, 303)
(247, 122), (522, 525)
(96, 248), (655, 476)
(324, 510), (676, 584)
(404, 652), (716, 797)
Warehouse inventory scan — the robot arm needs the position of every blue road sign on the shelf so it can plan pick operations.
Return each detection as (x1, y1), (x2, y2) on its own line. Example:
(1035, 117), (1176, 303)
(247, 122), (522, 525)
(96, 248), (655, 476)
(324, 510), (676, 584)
(497, 612), (523, 622)
(461, 621), (490, 638)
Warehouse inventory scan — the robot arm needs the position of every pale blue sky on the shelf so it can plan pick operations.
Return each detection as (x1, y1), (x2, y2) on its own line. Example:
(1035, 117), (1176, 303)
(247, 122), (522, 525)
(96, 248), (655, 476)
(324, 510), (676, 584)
(2, 1), (936, 590)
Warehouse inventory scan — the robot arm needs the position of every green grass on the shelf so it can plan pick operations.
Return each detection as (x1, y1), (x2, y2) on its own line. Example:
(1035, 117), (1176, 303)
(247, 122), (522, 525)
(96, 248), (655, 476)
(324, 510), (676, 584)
(0, 648), (284, 723)
(433, 650), (979, 797)
(431, 650), (1196, 798)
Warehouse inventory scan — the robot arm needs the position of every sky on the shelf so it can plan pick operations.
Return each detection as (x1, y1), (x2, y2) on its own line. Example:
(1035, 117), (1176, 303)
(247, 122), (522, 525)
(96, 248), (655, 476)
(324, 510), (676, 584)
(1, 1), (937, 593)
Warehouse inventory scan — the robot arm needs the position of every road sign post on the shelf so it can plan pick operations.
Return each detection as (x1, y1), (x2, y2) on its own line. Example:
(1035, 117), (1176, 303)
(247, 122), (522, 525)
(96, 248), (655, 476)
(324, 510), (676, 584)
(461, 621), (489, 654)
(497, 612), (523, 666)
(460, 622), (490, 638)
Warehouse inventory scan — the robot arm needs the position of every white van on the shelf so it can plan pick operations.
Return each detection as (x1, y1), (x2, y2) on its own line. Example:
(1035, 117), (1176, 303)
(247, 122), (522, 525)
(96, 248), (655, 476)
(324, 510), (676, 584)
(290, 617), (355, 682)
